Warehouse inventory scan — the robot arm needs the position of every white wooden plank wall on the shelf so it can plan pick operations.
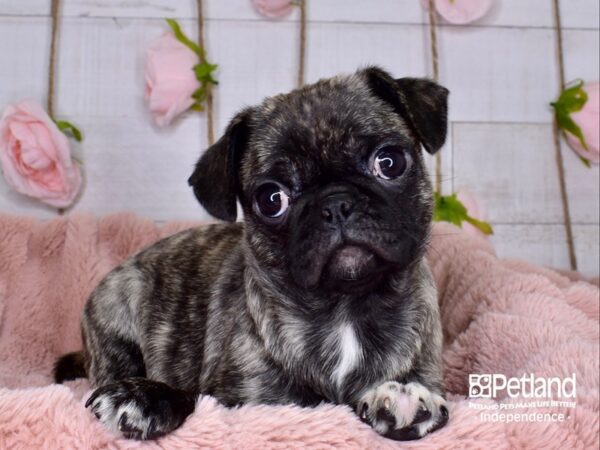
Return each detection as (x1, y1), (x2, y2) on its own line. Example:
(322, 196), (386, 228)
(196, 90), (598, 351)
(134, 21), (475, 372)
(0, 0), (598, 276)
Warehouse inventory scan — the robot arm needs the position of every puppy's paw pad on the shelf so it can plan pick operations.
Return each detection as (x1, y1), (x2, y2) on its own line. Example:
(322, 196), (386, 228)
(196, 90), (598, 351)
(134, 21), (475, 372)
(358, 381), (448, 440)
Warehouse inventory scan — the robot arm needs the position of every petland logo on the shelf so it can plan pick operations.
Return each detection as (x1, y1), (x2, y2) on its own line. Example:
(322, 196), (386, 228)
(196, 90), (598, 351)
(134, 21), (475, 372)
(469, 373), (577, 399)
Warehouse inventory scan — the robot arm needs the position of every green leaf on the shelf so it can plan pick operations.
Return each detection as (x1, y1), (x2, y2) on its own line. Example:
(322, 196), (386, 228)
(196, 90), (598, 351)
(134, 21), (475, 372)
(553, 80), (588, 113)
(578, 155), (591, 168)
(433, 192), (466, 226)
(556, 109), (588, 150)
(433, 192), (494, 235)
(55, 120), (83, 142)
(193, 62), (219, 85)
(188, 62), (218, 113)
(551, 79), (590, 150)
(464, 216), (494, 235)
(166, 19), (203, 57)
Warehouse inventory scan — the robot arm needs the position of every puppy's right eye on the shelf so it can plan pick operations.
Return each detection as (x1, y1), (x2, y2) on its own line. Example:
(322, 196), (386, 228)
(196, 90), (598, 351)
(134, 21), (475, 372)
(254, 183), (290, 219)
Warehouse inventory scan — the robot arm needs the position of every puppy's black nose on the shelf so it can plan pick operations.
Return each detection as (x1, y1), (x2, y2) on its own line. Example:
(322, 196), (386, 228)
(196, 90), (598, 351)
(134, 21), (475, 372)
(321, 193), (354, 224)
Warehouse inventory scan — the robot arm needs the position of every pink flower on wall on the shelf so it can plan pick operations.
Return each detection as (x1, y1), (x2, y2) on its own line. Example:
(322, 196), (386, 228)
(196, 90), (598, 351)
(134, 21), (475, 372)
(0, 100), (82, 208)
(251, 0), (295, 19)
(145, 20), (218, 127)
(552, 81), (599, 165)
(421, 0), (493, 25)
(145, 32), (201, 127)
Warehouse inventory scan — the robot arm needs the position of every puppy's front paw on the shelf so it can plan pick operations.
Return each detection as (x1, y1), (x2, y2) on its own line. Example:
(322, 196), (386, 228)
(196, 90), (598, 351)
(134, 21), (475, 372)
(358, 381), (448, 441)
(85, 378), (195, 440)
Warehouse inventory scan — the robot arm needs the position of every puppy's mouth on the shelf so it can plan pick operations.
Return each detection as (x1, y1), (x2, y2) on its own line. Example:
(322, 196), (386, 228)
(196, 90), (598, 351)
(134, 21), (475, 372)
(324, 244), (388, 290)
(289, 227), (411, 291)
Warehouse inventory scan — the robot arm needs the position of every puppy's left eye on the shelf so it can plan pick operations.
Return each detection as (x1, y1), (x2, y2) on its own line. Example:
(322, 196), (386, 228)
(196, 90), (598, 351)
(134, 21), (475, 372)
(371, 146), (407, 180)
(254, 183), (290, 219)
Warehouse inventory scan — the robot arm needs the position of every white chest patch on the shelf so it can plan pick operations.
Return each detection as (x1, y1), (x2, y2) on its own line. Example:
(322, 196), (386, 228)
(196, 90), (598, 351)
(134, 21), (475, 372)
(332, 324), (362, 388)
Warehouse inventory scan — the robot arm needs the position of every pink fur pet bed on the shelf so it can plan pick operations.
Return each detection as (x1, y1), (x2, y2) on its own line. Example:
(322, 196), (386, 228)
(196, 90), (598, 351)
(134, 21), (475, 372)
(0, 213), (598, 449)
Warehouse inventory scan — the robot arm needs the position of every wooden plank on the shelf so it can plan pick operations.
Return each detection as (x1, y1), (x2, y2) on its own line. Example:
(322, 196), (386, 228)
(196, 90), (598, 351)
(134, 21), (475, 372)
(452, 123), (565, 224)
(477, 0), (553, 28)
(0, 0), (296, 21)
(490, 224), (571, 271)
(573, 224), (600, 276)
(0, 17), (49, 112)
(0, 0), (562, 29)
(60, 0), (293, 21)
(0, 0), (48, 16)
(1, 0), (598, 29)
(305, 22), (427, 84)
(60, 0), (194, 19)
(439, 26), (559, 123)
(560, 0), (600, 30)
(308, 0), (423, 25)
(562, 29), (600, 84)
(491, 224), (598, 277)
(207, 18), (298, 135)
(66, 114), (211, 221)
(562, 141), (600, 224)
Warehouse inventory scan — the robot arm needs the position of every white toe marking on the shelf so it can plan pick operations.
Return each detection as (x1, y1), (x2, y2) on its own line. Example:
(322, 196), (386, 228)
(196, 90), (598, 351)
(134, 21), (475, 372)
(92, 396), (152, 438)
(332, 324), (362, 388)
(93, 395), (119, 434)
(117, 401), (152, 438)
(360, 381), (448, 438)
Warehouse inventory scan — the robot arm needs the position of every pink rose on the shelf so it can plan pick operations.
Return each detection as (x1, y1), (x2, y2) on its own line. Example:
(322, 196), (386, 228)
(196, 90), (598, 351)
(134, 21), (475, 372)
(565, 82), (599, 164)
(421, 0), (493, 25)
(145, 32), (200, 127)
(0, 100), (82, 208)
(251, 0), (294, 19)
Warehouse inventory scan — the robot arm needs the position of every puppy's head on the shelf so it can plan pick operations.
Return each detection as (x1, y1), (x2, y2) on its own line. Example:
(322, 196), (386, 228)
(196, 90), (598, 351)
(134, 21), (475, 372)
(189, 67), (448, 292)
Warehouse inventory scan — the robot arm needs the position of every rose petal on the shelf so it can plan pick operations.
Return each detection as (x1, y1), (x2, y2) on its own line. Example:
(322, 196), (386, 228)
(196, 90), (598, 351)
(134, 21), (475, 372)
(251, 0), (294, 19)
(421, 0), (493, 24)
(145, 32), (201, 127)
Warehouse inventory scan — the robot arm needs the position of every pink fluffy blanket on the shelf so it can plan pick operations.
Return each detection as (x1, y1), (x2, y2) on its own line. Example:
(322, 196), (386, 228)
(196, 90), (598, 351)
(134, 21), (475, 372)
(0, 213), (598, 449)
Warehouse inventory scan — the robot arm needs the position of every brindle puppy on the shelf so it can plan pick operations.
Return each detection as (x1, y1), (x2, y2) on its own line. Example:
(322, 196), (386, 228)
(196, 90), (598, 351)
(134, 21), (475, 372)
(55, 67), (449, 441)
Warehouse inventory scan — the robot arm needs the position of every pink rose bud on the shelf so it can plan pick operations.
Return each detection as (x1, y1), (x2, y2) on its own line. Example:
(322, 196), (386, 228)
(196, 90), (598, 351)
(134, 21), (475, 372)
(145, 32), (201, 127)
(0, 100), (82, 208)
(421, 0), (493, 24)
(562, 82), (599, 164)
(251, 0), (294, 19)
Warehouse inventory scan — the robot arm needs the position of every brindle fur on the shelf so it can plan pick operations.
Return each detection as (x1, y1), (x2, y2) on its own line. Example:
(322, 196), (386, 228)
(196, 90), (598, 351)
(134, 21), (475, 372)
(55, 67), (449, 441)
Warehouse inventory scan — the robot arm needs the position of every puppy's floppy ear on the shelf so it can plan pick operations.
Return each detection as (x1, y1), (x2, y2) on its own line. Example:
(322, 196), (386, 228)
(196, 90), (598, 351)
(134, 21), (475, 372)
(363, 67), (449, 154)
(188, 109), (252, 222)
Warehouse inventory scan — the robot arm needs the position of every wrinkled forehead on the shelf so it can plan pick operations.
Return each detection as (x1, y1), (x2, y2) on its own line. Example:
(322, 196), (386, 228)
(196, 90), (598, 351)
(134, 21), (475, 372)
(241, 76), (411, 187)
